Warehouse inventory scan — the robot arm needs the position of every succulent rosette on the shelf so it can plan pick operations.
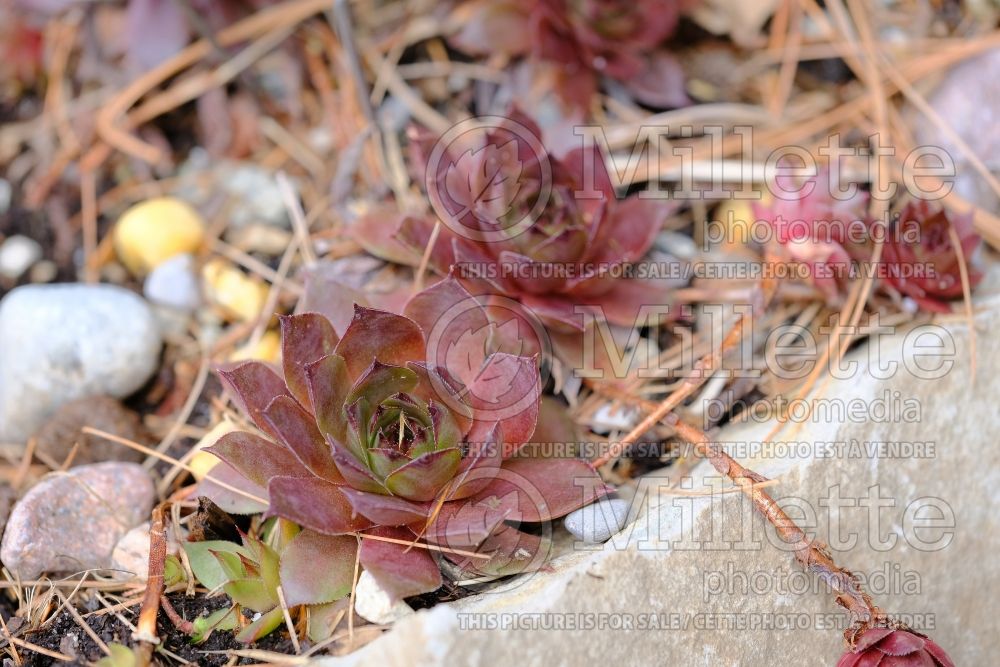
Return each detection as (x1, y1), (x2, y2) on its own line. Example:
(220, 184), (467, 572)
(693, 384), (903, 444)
(200, 276), (608, 600)
(881, 200), (982, 313)
(353, 111), (679, 372)
(837, 627), (954, 667)
(752, 172), (870, 303)
(449, 0), (688, 109)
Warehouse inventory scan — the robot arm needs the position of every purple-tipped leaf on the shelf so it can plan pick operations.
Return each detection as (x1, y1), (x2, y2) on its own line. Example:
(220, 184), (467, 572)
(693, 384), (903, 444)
(469, 457), (610, 522)
(306, 354), (351, 444)
(341, 487), (431, 525)
(217, 362), (291, 437)
(207, 432), (311, 490)
(334, 305), (427, 379)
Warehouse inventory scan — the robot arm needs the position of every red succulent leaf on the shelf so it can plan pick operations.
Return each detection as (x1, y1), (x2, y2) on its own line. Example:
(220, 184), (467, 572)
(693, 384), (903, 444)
(301, 267), (372, 336)
(263, 396), (343, 484)
(334, 305), (427, 379)
(403, 275), (491, 374)
(837, 629), (954, 667)
(218, 362), (291, 438)
(447, 421), (504, 500)
(340, 487), (432, 526)
(280, 313), (339, 408)
(348, 205), (424, 266)
(624, 51), (690, 108)
(527, 395), (581, 448)
(449, 0), (532, 57)
(359, 527), (442, 601)
(406, 361), (474, 435)
(279, 530), (357, 606)
(419, 493), (509, 549)
(266, 476), (372, 535)
(305, 354), (351, 444)
(462, 352), (540, 455)
(198, 462), (268, 515)
(470, 457), (610, 522)
(445, 138), (523, 227)
(395, 215), (457, 276)
(207, 431), (310, 490)
(384, 448), (463, 501)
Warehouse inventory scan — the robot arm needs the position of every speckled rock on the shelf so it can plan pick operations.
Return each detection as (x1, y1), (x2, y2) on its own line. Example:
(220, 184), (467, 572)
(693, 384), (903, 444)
(0, 284), (162, 444)
(31, 395), (148, 467)
(0, 463), (155, 579)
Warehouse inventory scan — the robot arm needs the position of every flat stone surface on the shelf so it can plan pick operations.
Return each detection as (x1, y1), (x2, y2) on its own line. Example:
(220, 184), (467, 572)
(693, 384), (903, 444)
(0, 284), (162, 444)
(0, 462), (155, 579)
(563, 499), (630, 544)
(318, 268), (1000, 666)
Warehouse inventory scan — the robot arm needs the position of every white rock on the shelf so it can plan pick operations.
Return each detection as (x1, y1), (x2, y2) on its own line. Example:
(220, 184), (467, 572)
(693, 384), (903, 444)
(223, 164), (290, 228)
(563, 499), (630, 544)
(110, 522), (178, 581)
(143, 253), (201, 312)
(0, 284), (163, 443)
(0, 235), (43, 280)
(589, 403), (638, 432)
(354, 571), (414, 625)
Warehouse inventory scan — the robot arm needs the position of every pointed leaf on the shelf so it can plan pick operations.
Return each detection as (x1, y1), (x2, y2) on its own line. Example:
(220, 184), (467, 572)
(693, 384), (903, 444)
(463, 352), (540, 455)
(197, 462), (269, 515)
(280, 313), (340, 408)
(469, 457), (611, 522)
(331, 448), (390, 494)
(183, 541), (251, 591)
(384, 448), (462, 501)
(224, 577), (278, 613)
(235, 606), (285, 643)
(263, 396), (343, 483)
(207, 432), (310, 489)
(419, 496), (508, 549)
(218, 362), (291, 437)
(280, 530), (358, 606)
(359, 527), (442, 601)
(306, 353), (351, 444)
(340, 487), (431, 526)
(334, 305), (426, 379)
(267, 476), (371, 535)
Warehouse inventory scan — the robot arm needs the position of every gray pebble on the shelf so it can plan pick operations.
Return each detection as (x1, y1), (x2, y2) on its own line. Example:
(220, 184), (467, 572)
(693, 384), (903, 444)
(143, 253), (201, 312)
(563, 499), (630, 544)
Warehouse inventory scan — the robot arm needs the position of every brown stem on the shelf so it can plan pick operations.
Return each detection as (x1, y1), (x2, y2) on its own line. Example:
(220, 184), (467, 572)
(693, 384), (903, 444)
(665, 414), (880, 629)
(133, 503), (168, 664)
(159, 595), (194, 635)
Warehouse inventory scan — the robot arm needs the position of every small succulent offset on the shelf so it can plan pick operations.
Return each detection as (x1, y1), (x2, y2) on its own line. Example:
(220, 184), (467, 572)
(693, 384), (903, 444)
(837, 627), (954, 667)
(752, 172), (871, 304)
(199, 277), (607, 630)
(449, 0), (688, 109)
(881, 200), (982, 313)
(356, 111), (678, 350)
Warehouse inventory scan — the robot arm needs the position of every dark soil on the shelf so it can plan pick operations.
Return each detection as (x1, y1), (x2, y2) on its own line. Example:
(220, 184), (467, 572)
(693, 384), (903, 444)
(2, 593), (298, 666)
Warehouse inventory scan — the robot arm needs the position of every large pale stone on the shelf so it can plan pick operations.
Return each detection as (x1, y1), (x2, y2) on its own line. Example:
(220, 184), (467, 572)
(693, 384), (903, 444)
(319, 270), (1000, 665)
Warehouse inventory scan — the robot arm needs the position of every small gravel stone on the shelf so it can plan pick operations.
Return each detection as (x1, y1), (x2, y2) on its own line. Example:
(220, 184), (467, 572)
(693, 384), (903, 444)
(143, 253), (201, 311)
(0, 462), (155, 579)
(0, 235), (43, 280)
(110, 522), (178, 581)
(354, 571), (414, 625)
(563, 499), (630, 544)
(31, 395), (148, 467)
(0, 284), (163, 443)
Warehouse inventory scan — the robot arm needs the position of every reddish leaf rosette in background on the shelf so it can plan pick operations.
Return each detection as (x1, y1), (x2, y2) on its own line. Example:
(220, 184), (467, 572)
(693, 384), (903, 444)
(752, 171), (870, 304)
(837, 628), (955, 667)
(449, 0), (689, 109)
(881, 200), (982, 313)
(352, 111), (681, 374)
(200, 276), (609, 599)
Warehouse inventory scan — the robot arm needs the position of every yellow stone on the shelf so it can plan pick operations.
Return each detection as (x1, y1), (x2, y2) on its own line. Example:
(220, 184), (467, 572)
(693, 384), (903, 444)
(114, 197), (205, 274)
(709, 195), (770, 251)
(202, 258), (269, 322)
(230, 330), (281, 364)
